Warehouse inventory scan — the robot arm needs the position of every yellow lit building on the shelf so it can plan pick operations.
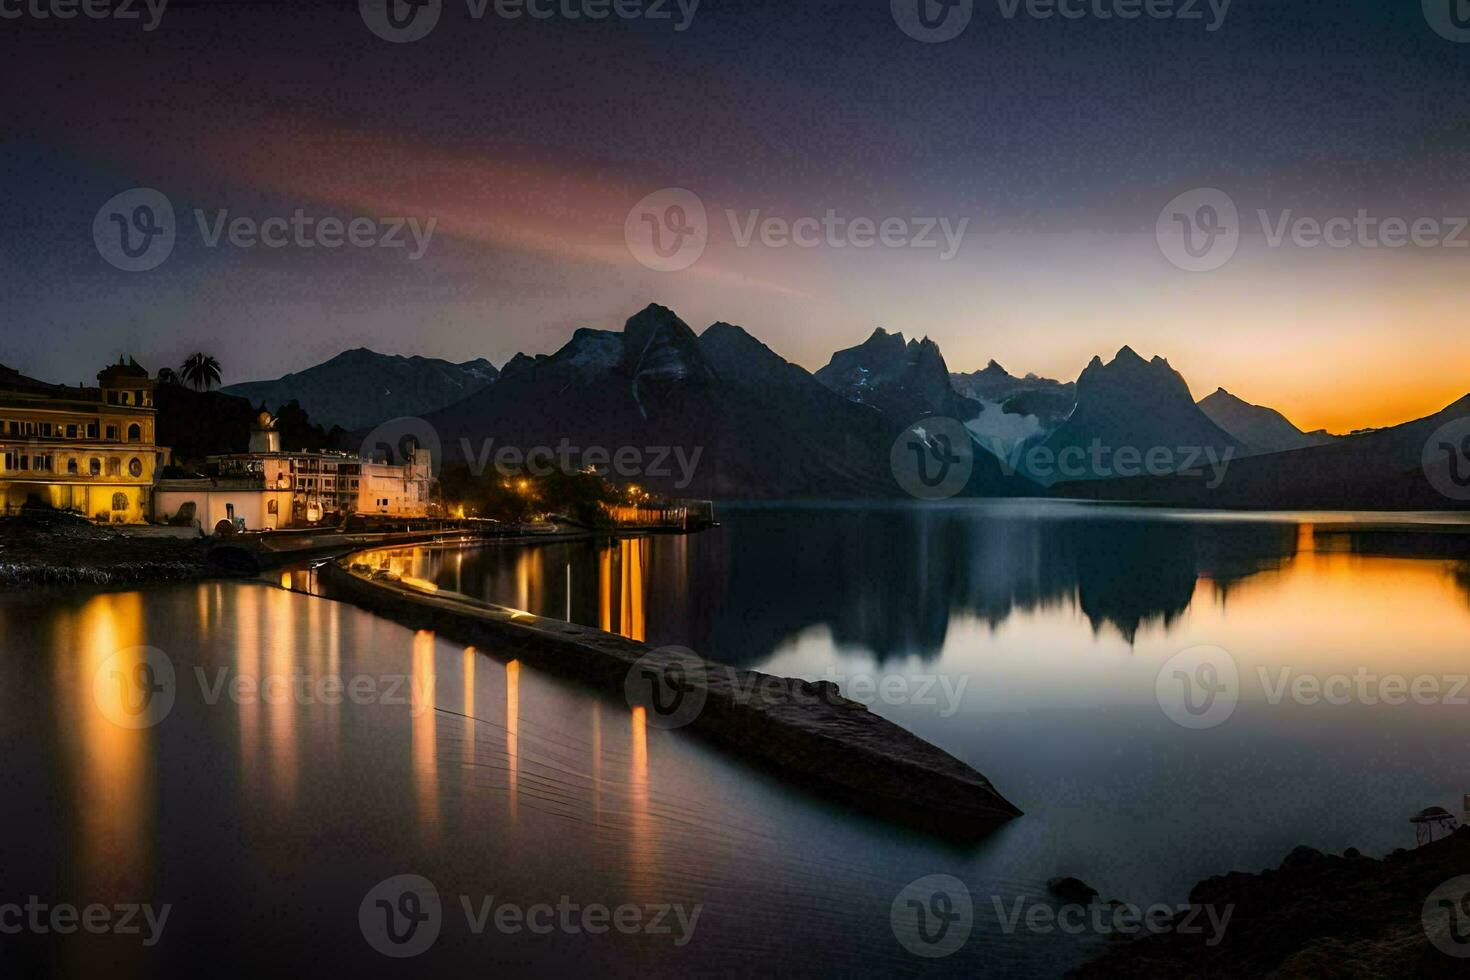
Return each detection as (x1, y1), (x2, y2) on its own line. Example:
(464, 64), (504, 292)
(0, 358), (169, 523)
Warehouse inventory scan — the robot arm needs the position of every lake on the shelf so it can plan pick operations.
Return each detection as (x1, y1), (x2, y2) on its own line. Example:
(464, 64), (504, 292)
(5, 501), (1470, 976)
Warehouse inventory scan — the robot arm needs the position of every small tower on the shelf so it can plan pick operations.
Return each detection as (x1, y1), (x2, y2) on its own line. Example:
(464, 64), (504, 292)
(249, 412), (281, 454)
(97, 355), (154, 407)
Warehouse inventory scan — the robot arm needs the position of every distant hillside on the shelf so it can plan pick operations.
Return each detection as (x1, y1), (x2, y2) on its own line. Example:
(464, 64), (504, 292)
(1198, 388), (1336, 455)
(223, 349), (498, 431)
(1055, 393), (1470, 510)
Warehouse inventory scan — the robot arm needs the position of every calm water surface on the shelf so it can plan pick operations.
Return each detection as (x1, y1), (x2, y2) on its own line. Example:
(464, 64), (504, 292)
(5, 501), (1470, 976)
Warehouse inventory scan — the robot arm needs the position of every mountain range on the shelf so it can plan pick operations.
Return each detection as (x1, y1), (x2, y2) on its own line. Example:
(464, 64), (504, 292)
(422, 306), (1032, 499)
(222, 348), (498, 431)
(1198, 388), (1337, 455)
(228, 303), (1468, 509)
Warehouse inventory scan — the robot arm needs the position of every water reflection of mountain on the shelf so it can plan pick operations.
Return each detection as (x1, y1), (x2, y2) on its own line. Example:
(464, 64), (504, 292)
(689, 508), (1302, 660)
(432, 509), (1470, 664)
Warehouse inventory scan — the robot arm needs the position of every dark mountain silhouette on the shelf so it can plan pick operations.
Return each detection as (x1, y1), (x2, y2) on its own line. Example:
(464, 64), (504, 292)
(1198, 388), (1336, 455)
(815, 328), (981, 424)
(1056, 393), (1470, 509)
(424, 305), (1031, 499)
(223, 348), (498, 431)
(1032, 347), (1241, 483)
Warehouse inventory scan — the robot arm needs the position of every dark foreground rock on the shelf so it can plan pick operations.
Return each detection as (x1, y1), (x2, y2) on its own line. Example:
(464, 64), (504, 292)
(321, 557), (1022, 838)
(1073, 828), (1470, 978)
(0, 514), (212, 589)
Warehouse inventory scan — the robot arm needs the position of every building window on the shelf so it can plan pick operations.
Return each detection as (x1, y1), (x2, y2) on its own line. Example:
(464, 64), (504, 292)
(2, 451), (10, 471)
(112, 492), (128, 512)
(67, 458), (78, 474)
(66, 424), (78, 439)
(267, 500), (279, 515)
(87, 423), (98, 439)
(107, 458), (121, 476)
(128, 458), (144, 478)
(90, 458), (101, 476)
(106, 425), (119, 440)
(128, 423), (141, 442)
(38, 423), (51, 437)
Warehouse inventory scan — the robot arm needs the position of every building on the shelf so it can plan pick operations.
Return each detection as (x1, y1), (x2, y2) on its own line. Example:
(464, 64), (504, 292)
(153, 414), (433, 530)
(0, 358), (169, 523)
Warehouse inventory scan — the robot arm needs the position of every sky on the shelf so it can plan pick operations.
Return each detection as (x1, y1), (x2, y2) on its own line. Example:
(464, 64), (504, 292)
(2, 0), (1469, 433)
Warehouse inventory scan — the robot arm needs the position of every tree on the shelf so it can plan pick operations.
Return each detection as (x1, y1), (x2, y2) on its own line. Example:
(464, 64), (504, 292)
(180, 353), (222, 392)
(156, 367), (179, 386)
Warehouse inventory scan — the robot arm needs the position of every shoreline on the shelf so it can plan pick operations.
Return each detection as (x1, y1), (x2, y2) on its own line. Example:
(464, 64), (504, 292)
(1072, 829), (1470, 977)
(318, 553), (1023, 839)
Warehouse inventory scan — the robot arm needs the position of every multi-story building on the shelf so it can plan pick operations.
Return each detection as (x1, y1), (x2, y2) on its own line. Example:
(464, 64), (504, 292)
(0, 358), (168, 523)
(154, 414), (433, 530)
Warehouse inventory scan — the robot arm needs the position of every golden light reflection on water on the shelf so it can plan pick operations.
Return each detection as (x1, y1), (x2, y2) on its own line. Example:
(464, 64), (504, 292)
(266, 588), (298, 805)
(463, 646), (476, 767)
(413, 630), (439, 841)
(65, 592), (152, 901)
(629, 705), (652, 903)
(506, 659), (520, 824)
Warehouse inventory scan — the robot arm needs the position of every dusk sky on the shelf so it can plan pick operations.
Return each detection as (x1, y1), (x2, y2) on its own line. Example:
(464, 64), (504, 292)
(3, 0), (1469, 433)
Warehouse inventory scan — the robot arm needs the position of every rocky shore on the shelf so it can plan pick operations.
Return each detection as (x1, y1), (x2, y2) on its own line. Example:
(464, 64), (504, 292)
(1073, 828), (1470, 978)
(321, 555), (1022, 837)
(0, 514), (214, 589)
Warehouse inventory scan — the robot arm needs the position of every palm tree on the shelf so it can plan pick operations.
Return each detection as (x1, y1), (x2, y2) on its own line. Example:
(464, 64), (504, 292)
(180, 353), (222, 392)
(156, 367), (178, 386)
